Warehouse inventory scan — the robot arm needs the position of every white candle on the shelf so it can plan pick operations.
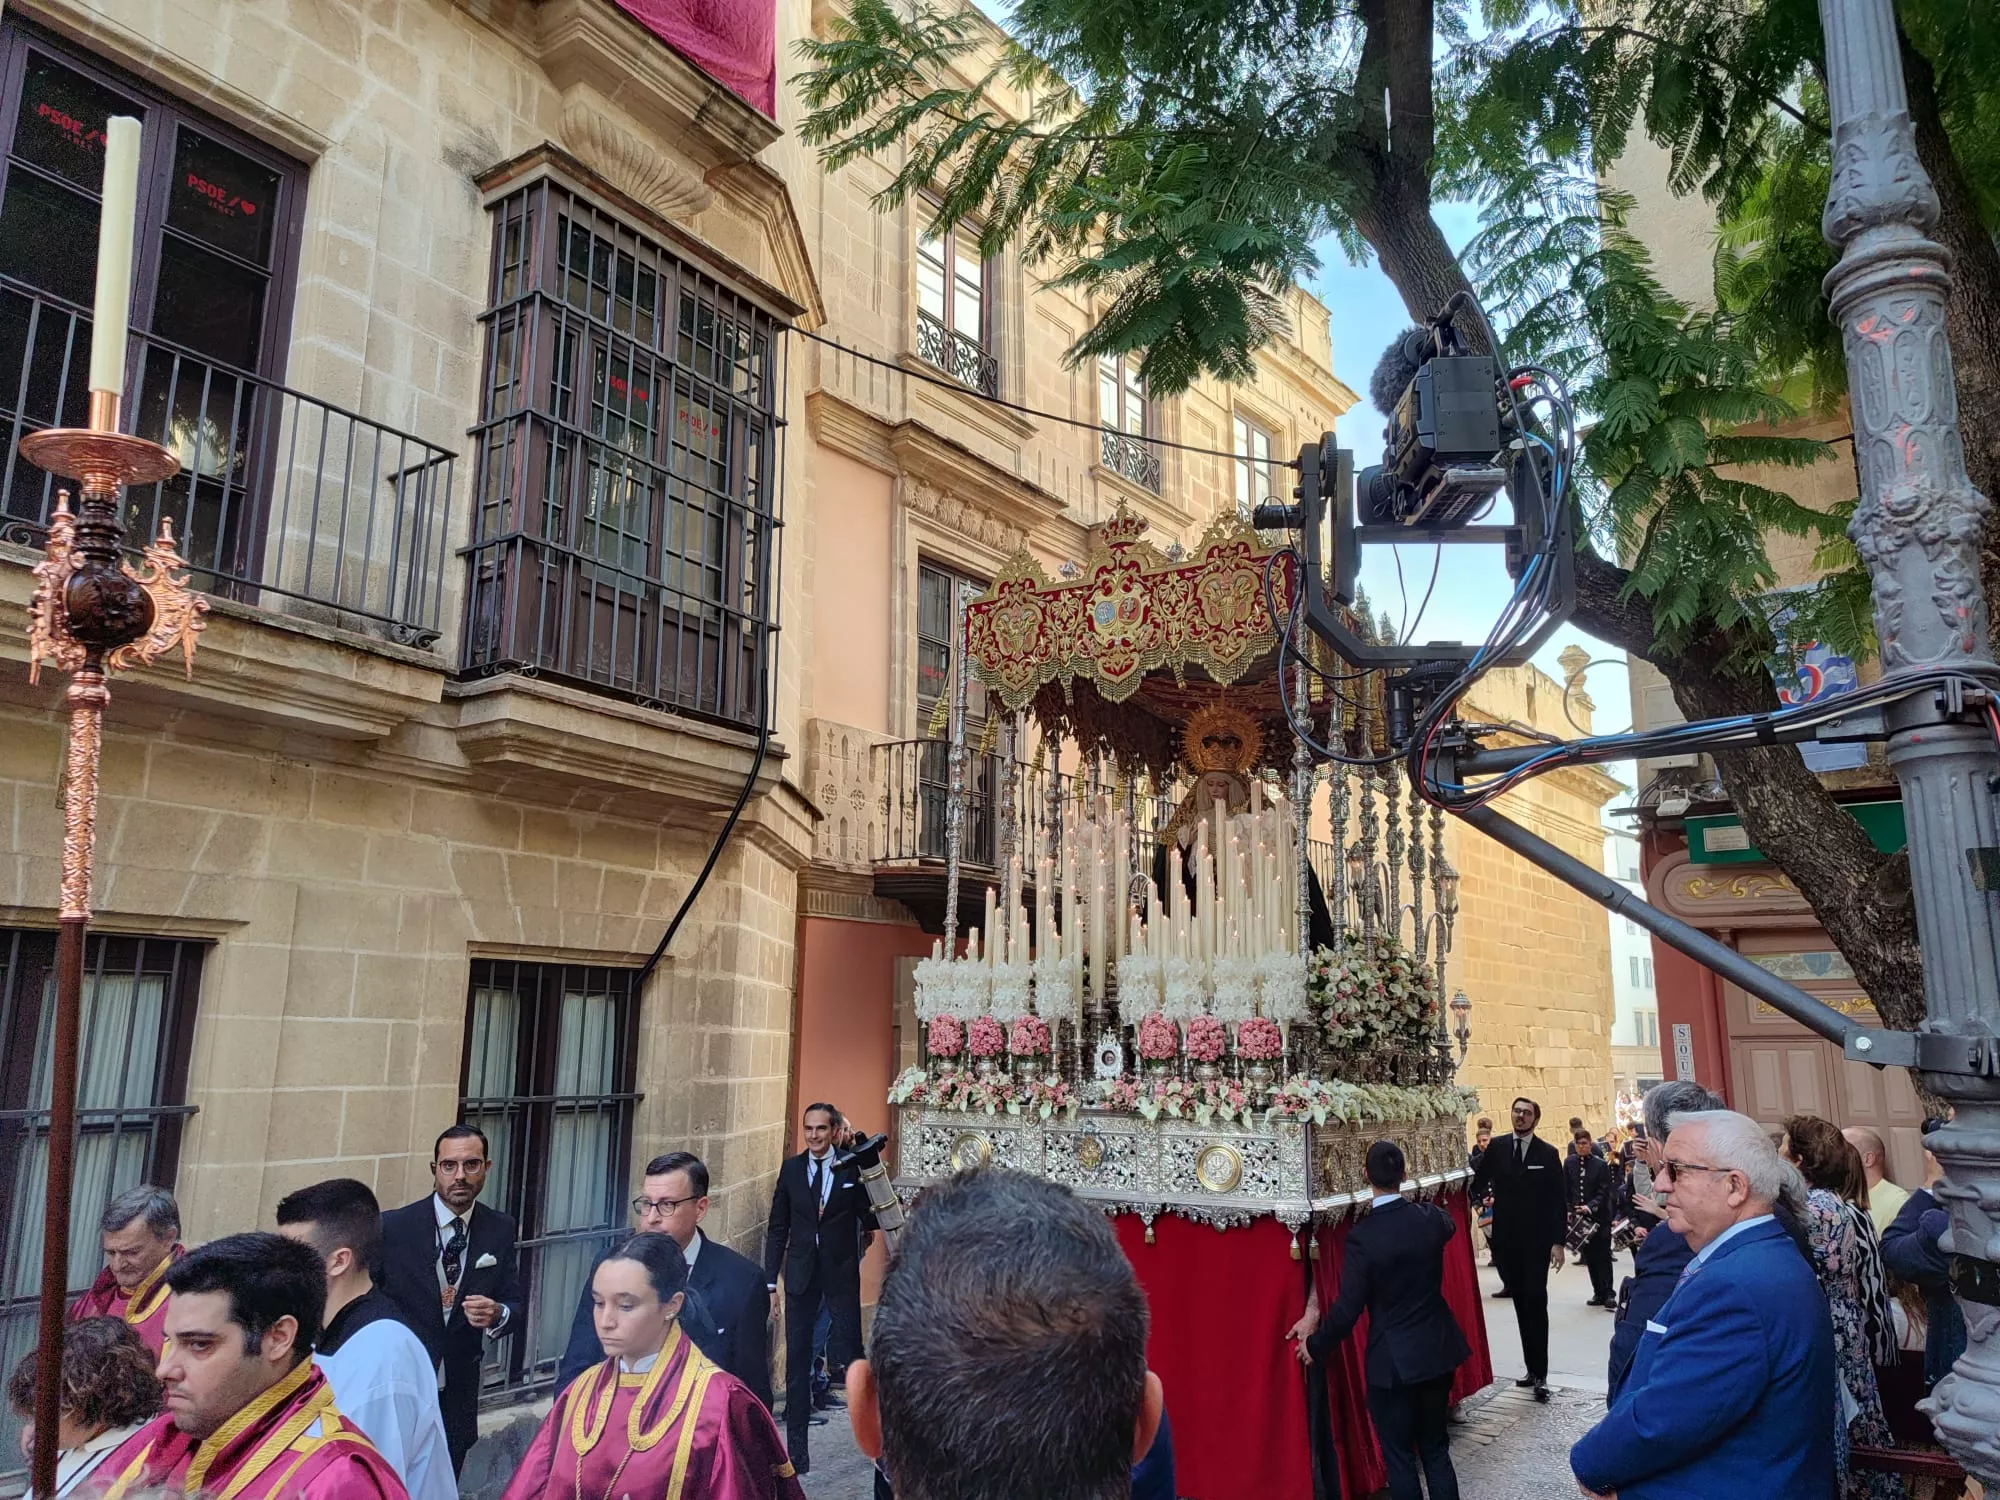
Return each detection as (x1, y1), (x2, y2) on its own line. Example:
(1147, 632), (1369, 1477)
(90, 117), (143, 400)
(1113, 811), (1130, 961)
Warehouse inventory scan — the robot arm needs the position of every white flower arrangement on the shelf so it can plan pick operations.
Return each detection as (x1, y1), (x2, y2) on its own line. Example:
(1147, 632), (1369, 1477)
(989, 961), (1033, 1022)
(1209, 955), (1259, 1022)
(1160, 955), (1206, 1021)
(913, 956), (952, 1023)
(1031, 953), (1077, 1027)
(1264, 1077), (1477, 1127)
(1117, 954), (1164, 1018)
(949, 962), (991, 1021)
(1257, 949), (1311, 1023)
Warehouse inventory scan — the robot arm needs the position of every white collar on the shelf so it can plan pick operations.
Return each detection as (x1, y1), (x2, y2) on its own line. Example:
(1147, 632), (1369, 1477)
(1690, 1213), (1775, 1268)
(619, 1351), (659, 1374)
(1370, 1192), (1404, 1209)
(433, 1194), (471, 1229)
(682, 1230), (703, 1272)
(72, 1423), (141, 1460)
(808, 1149), (833, 1165)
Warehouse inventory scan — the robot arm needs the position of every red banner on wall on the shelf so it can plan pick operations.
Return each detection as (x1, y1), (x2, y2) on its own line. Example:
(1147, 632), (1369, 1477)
(610, 0), (777, 117)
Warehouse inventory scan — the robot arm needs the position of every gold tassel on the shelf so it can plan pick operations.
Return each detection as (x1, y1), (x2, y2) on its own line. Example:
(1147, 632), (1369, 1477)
(1290, 1232), (1301, 1262)
(1309, 1232), (1321, 1260)
(925, 694), (951, 740)
(1144, 1221), (1156, 1245)
(976, 717), (999, 756)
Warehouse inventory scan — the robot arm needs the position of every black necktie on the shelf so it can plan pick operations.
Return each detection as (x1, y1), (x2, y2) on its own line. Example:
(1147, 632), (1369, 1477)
(808, 1159), (822, 1207)
(442, 1217), (466, 1285)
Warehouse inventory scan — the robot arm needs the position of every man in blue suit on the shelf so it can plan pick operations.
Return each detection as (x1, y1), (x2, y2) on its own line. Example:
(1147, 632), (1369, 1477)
(1571, 1109), (1835, 1500)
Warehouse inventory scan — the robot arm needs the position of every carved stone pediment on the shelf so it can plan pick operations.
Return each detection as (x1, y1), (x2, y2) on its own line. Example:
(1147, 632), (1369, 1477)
(903, 479), (1027, 559)
(558, 86), (713, 220)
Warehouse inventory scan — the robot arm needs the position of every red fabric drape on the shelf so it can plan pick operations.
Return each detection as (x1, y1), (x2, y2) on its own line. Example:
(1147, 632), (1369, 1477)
(610, 0), (777, 117)
(1115, 1190), (1492, 1500)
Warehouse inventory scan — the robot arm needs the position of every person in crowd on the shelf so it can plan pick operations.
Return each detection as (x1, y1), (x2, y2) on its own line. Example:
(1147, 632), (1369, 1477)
(500, 1233), (801, 1500)
(1782, 1114), (1899, 1500)
(1566, 1118), (1605, 1160)
(1606, 1081), (1725, 1399)
(7, 1318), (160, 1497)
(1842, 1126), (1910, 1238)
(274, 1179), (454, 1500)
(1296, 1141), (1466, 1500)
(375, 1124), (523, 1475)
(1565, 1126), (1617, 1309)
(1571, 1110), (1836, 1500)
(556, 1150), (773, 1407)
(1467, 1096), (1565, 1401)
(808, 1112), (870, 1419)
(90, 1233), (408, 1499)
(846, 1168), (1163, 1500)
(1467, 1119), (1496, 1267)
(67, 1188), (182, 1356)
(1880, 1126), (1968, 1392)
(765, 1102), (875, 1473)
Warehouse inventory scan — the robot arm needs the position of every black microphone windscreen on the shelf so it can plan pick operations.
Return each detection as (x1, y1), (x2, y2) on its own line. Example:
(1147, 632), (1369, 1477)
(1370, 327), (1429, 418)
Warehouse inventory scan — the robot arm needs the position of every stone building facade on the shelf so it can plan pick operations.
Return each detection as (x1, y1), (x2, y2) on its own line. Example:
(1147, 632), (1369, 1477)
(0, 0), (1621, 1458)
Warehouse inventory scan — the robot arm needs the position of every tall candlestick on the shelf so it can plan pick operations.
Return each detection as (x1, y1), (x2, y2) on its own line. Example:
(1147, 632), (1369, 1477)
(90, 117), (143, 404)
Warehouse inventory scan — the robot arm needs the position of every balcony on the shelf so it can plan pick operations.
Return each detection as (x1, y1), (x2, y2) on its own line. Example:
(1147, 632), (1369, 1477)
(0, 279), (456, 649)
(915, 310), (998, 398)
(1100, 428), (1162, 492)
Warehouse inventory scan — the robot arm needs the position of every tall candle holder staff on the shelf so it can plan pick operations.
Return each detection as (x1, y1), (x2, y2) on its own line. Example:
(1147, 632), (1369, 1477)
(21, 114), (205, 1499)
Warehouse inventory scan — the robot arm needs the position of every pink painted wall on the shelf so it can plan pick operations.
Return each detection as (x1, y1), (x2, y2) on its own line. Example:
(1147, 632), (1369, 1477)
(808, 450), (894, 735)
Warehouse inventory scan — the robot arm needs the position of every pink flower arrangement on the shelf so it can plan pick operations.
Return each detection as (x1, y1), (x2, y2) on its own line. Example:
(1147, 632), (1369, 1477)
(1136, 1011), (1180, 1061)
(1009, 1015), (1052, 1056)
(1185, 1015), (1226, 1063)
(968, 1015), (1006, 1057)
(926, 1014), (965, 1058)
(1236, 1016), (1284, 1061)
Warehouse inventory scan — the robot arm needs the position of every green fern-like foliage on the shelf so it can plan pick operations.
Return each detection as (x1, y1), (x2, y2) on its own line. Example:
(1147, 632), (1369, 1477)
(796, 0), (1395, 393)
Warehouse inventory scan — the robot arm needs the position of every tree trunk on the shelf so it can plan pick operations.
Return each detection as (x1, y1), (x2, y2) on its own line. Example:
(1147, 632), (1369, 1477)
(1339, 6), (1932, 1032)
(1899, 29), (2000, 656)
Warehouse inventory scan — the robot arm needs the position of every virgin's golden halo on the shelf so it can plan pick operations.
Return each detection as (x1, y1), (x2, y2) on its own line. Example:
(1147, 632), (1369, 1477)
(1180, 701), (1263, 776)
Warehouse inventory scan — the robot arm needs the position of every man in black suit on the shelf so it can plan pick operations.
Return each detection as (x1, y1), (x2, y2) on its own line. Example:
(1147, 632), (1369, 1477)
(1564, 1124), (1617, 1308)
(555, 1150), (773, 1406)
(1298, 1140), (1468, 1500)
(375, 1124), (523, 1474)
(765, 1100), (876, 1474)
(1467, 1096), (1566, 1401)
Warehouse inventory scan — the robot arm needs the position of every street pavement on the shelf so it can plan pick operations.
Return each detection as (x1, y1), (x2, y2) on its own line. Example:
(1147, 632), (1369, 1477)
(795, 1247), (1632, 1498)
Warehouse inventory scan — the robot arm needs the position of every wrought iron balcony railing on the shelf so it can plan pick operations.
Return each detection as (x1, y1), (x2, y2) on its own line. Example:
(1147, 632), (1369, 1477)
(1100, 428), (1162, 492)
(0, 279), (456, 647)
(915, 310), (999, 398)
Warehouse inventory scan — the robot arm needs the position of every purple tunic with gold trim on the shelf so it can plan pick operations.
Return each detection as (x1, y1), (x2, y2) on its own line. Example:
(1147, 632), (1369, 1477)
(68, 1245), (182, 1357)
(501, 1323), (802, 1500)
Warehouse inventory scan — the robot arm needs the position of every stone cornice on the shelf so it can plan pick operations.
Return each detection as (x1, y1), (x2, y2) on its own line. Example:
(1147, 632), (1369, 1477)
(446, 674), (790, 817)
(0, 548), (444, 741)
(528, 0), (782, 164)
(705, 161), (826, 329)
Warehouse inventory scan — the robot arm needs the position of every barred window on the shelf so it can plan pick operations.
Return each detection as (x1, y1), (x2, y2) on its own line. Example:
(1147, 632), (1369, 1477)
(0, 930), (203, 1476)
(462, 179), (784, 728)
(459, 958), (640, 1399)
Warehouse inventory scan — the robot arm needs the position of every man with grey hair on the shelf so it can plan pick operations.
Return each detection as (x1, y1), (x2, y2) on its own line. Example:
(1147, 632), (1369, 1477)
(1572, 1110), (1835, 1500)
(68, 1184), (183, 1354)
(1606, 1081), (1725, 1398)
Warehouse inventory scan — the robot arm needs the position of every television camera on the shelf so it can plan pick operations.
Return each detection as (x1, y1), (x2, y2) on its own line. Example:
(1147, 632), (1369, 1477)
(1251, 293), (1575, 671)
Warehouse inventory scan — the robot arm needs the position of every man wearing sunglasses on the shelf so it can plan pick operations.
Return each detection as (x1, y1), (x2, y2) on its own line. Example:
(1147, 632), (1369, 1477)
(1571, 1109), (1835, 1500)
(554, 1150), (773, 1409)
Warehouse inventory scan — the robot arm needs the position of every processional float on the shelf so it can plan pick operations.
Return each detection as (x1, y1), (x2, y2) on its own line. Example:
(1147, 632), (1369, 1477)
(886, 509), (1478, 1235)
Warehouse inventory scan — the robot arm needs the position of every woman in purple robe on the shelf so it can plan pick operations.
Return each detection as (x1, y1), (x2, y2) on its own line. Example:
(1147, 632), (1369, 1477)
(501, 1233), (803, 1500)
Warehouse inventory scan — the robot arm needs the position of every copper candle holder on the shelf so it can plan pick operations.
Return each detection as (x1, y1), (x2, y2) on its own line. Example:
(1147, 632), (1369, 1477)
(19, 391), (202, 1500)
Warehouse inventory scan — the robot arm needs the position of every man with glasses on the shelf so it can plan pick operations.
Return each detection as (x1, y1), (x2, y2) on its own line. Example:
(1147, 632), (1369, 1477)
(554, 1150), (773, 1408)
(1571, 1109), (1835, 1500)
(1466, 1096), (1566, 1402)
(376, 1125), (523, 1476)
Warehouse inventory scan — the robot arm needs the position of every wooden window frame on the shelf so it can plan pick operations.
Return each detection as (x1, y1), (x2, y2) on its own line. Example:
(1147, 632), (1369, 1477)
(1233, 411), (1277, 518)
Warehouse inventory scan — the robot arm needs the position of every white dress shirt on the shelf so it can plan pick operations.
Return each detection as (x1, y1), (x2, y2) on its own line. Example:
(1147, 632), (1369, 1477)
(317, 1318), (457, 1500)
(682, 1229), (704, 1275)
(45, 1421), (144, 1498)
(431, 1193), (508, 1335)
